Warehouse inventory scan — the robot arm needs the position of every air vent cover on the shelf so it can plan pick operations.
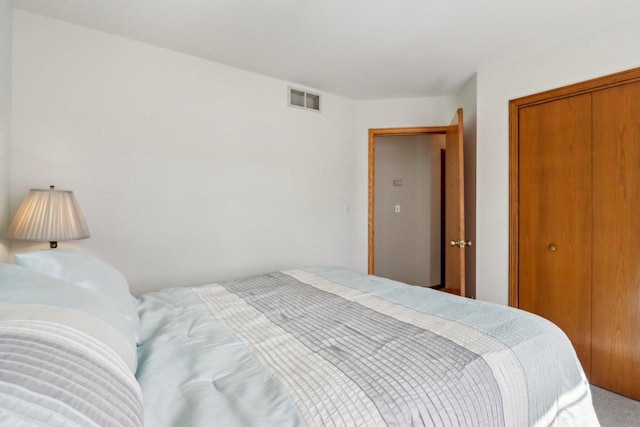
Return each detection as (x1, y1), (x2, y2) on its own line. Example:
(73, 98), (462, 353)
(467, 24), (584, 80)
(288, 87), (321, 112)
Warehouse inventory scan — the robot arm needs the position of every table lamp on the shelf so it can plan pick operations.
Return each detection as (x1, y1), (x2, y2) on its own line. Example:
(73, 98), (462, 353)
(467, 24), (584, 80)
(7, 185), (90, 249)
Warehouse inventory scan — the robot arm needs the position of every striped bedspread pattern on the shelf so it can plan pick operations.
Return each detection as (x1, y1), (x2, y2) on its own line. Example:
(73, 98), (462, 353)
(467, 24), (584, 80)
(0, 320), (143, 427)
(194, 269), (592, 427)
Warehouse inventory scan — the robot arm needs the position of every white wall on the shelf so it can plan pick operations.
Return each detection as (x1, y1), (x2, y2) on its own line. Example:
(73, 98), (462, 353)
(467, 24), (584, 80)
(11, 11), (358, 295)
(0, 0), (11, 261)
(475, 17), (640, 304)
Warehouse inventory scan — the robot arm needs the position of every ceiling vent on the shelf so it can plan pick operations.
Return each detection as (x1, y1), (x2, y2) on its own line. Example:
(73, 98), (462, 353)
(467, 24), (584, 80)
(288, 87), (321, 112)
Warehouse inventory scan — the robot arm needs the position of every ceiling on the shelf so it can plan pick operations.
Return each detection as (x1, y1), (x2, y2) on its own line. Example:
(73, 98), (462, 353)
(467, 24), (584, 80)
(12, 0), (640, 100)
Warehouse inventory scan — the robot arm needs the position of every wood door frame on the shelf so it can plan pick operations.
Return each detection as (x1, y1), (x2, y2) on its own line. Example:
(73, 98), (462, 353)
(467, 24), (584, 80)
(509, 67), (640, 308)
(368, 126), (450, 275)
(440, 148), (446, 288)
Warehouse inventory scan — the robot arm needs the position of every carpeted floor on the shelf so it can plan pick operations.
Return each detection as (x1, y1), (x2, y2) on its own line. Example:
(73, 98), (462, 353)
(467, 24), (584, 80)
(591, 385), (640, 426)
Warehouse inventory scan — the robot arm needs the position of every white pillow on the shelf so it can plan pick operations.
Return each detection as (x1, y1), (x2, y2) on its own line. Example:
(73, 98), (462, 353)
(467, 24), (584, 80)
(14, 249), (140, 344)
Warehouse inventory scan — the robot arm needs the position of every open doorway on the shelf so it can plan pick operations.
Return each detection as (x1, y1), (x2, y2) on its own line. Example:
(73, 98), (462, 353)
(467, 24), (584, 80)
(373, 134), (445, 288)
(368, 109), (467, 296)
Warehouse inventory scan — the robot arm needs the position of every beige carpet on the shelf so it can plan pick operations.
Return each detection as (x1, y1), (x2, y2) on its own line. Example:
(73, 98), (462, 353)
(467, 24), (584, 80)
(591, 385), (640, 426)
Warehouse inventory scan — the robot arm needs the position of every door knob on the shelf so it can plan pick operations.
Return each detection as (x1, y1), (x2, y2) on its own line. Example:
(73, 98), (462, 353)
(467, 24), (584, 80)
(548, 244), (557, 252)
(450, 240), (472, 248)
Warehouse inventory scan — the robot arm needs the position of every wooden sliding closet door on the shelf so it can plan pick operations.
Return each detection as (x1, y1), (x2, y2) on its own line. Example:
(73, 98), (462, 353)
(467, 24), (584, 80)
(518, 95), (593, 376)
(591, 81), (640, 399)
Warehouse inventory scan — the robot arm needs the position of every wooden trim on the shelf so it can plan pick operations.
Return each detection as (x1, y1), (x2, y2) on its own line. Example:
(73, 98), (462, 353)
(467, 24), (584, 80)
(369, 126), (451, 136)
(508, 101), (520, 308)
(368, 130), (376, 274)
(511, 67), (640, 109)
(440, 148), (446, 288)
(368, 126), (451, 275)
(508, 66), (640, 308)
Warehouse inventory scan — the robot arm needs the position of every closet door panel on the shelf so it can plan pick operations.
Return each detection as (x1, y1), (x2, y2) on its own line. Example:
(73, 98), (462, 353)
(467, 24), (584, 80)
(592, 81), (640, 398)
(518, 95), (593, 376)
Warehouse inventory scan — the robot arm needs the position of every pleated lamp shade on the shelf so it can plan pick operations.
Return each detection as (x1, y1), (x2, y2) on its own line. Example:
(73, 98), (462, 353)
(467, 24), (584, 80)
(7, 186), (90, 248)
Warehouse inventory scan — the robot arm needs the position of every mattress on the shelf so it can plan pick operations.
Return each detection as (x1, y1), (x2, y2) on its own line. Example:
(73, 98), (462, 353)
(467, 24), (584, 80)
(135, 267), (599, 427)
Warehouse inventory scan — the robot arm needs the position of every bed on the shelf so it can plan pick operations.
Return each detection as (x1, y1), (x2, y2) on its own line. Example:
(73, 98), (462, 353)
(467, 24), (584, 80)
(0, 250), (599, 426)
